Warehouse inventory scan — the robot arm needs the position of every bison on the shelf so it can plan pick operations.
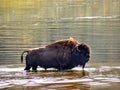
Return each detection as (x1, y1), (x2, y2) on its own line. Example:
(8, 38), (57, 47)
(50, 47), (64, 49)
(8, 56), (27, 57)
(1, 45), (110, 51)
(21, 37), (91, 71)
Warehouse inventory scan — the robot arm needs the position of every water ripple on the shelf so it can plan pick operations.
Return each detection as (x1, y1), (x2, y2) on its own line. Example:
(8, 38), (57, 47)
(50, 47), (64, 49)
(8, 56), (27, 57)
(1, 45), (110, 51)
(0, 66), (120, 89)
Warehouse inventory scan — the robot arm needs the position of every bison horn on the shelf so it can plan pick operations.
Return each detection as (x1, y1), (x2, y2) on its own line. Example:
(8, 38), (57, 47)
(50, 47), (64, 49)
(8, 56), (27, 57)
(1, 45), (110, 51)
(76, 45), (81, 52)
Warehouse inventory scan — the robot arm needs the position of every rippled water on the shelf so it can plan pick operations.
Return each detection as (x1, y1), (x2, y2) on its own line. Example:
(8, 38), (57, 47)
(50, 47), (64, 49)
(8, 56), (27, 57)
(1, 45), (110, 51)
(0, 0), (120, 64)
(0, 0), (120, 90)
(0, 64), (120, 90)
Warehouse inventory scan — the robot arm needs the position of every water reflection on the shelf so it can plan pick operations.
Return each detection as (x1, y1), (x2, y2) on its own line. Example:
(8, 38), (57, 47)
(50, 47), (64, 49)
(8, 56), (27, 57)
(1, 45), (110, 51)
(0, 66), (90, 90)
(0, 0), (120, 64)
(0, 65), (120, 90)
(0, 0), (120, 89)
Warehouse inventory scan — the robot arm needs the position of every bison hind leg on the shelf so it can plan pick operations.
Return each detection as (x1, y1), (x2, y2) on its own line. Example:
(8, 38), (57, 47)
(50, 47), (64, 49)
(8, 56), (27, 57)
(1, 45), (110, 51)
(24, 65), (31, 72)
(32, 65), (38, 72)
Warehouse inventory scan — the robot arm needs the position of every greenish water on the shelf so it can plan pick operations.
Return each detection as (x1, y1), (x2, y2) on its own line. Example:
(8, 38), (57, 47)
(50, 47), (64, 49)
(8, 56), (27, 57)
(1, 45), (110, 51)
(0, 0), (120, 90)
(0, 0), (120, 64)
(0, 17), (120, 64)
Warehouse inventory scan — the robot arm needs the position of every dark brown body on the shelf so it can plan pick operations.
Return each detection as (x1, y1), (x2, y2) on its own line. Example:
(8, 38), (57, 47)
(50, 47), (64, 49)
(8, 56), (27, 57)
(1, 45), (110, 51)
(21, 37), (91, 71)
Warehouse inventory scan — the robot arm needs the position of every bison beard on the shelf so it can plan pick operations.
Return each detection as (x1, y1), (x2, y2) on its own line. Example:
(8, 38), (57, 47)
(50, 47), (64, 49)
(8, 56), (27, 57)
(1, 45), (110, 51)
(21, 37), (90, 71)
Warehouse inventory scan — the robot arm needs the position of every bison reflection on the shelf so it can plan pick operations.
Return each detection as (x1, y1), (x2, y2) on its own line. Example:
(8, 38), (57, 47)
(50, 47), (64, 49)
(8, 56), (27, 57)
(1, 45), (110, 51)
(21, 37), (91, 71)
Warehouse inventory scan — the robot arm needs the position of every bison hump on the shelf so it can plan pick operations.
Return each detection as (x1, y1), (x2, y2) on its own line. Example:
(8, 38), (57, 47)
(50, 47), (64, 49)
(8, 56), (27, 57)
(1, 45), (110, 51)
(46, 37), (79, 49)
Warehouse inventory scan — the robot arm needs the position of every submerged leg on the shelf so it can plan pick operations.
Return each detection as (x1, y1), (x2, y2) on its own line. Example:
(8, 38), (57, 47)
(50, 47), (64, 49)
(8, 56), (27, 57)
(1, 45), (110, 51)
(59, 64), (63, 71)
(82, 64), (86, 76)
(44, 68), (47, 71)
(82, 64), (85, 70)
(56, 59), (64, 71)
(24, 65), (31, 72)
(25, 56), (31, 71)
(32, 65), (38, 72)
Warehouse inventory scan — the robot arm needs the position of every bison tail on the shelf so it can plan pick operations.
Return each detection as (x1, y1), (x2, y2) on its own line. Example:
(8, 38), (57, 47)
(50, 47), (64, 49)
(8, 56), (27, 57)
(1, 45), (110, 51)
(21, 50), (28, 63)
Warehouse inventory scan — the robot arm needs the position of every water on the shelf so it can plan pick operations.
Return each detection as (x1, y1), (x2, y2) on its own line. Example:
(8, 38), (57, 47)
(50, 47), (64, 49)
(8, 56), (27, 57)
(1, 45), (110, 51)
(0, 64), (120, 90)
(0, 0), (120, 90)
(0, 0), (120, 64)
(0, 17), (119, 64)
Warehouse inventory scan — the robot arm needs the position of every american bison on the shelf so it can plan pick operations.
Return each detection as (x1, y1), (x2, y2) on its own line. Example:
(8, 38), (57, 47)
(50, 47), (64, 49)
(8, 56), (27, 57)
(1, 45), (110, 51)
(21, 37), (91, 71)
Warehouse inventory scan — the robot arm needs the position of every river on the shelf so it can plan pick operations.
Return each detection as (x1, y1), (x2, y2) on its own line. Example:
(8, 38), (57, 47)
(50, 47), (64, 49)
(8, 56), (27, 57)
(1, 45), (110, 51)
(0, 0), (120, 90)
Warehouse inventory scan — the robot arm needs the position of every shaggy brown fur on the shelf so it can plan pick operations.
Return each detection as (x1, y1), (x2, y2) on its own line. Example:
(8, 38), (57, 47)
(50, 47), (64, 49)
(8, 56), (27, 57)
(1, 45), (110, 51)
(46, 37), (80, 67)
(46, 37), (79, 48)
(21, 37), (90, 71)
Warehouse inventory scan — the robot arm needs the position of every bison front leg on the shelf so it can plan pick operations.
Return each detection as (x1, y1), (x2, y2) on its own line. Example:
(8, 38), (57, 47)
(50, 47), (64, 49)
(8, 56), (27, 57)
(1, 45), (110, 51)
(56, 59), (63, 71)
(58, 63), (63, 71)
(56, 55), (65, 71)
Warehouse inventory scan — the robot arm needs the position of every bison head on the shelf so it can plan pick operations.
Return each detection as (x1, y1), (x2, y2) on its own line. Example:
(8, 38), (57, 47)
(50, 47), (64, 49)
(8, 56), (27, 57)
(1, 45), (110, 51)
(72, 43), (91, 69)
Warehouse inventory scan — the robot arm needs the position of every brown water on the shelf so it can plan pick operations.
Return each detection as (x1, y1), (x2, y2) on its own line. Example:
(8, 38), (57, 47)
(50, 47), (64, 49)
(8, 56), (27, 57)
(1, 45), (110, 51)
(0, 64), (120, 90)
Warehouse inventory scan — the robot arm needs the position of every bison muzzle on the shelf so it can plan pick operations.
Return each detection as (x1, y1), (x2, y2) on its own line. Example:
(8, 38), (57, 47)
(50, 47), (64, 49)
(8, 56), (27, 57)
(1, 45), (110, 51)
(21, 37), (91, 71)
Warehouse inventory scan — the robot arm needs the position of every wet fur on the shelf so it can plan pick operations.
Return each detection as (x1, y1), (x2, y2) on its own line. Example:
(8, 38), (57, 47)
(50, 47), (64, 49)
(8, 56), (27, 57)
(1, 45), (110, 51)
(21, 37), (90, 71)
